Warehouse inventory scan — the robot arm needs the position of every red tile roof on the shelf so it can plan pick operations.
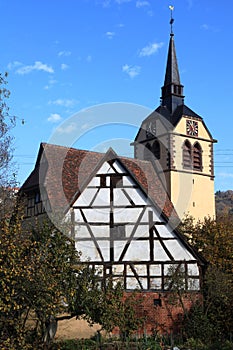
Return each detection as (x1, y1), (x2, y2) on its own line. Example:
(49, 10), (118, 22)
(21, 143), (178, 223)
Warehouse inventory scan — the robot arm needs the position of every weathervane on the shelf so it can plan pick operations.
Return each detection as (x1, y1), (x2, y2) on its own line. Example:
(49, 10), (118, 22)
(169, 5), (174, 35)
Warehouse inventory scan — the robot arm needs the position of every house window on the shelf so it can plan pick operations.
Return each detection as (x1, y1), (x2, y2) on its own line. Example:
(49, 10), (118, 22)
(183, 140), (192, 169)
(110, 175), (123, 188)
(100, 175), (106, 187)
(193, 142), (202, 171)
(111, 225), (126, 239)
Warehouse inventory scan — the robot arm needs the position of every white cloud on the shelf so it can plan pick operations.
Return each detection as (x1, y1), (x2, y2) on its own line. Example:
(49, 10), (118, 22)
(139, 42), (163, 57)
(218, 172), (233, 179)
(56, 122), (78, 134)
(7, 61), (22, 70)
(201, 24), (209, 30)
(115, 0), (131, 3)
(106, 31), (115, 39)
(136, 1), (150, 8)
(48, 99), (77, 108)
(86, 55), (92, 62)
(16, 61), (54, 75)
(58, 51), (71, 57)
(61, 63), (69, 70)
(47, 113), (62, 123)
(44, 78), (57, 90)
(122, 64), (141, 78)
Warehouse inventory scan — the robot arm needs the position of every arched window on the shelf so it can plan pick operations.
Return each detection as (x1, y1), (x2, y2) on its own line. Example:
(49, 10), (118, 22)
(144, 143), (152, 161)
(183, 140), (192, 169)
(193, 142), (202, 171)
(152, 141), (160, 160)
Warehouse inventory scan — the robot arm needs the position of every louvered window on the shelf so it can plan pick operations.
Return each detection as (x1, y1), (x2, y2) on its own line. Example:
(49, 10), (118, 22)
(183, 140), (192, 169)
(152, 141), (160, 160)
(193, 142), (202, 171)
(144, 143), (152, 161)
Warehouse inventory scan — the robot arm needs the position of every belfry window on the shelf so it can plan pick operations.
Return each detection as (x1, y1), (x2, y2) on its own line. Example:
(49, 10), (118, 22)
(152, 141), (160, 160)
(144, 143), (152, 161)
(183, 140), (192, 169)
(193, 142), (202, 171)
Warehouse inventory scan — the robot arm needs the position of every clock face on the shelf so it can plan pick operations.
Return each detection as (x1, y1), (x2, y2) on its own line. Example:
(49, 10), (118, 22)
(146, 121), (156, 138)
(186, 120), (198, 136)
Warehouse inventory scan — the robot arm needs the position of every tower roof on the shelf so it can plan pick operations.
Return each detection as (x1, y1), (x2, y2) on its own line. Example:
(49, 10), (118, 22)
(164, 34), (181, 87)
(160, 9), (186, 118)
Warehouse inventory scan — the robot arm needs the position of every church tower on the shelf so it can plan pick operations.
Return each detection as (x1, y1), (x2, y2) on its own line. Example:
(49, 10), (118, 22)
(133, 10), (216, 222)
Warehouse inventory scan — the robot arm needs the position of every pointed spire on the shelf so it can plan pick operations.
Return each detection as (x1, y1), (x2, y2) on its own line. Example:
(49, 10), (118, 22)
(161, 6), (184, 115)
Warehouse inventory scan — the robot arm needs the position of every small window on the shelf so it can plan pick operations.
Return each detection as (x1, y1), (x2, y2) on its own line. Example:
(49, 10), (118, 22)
(111, 225), (126, 239)
(100, 175), (106, 187)
(35, 192), (40, 203)
(110, 175), (123, 188)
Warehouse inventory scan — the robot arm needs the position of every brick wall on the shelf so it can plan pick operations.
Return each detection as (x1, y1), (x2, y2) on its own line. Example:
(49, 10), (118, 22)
(113, 291), (201, 336)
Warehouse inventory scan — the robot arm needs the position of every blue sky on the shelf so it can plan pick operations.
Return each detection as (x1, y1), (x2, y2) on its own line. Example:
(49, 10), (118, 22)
(1, 0), (233, 191)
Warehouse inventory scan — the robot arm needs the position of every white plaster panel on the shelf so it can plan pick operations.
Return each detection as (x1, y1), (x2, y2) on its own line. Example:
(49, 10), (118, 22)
(140, 278), (147, 289)
(188, 278), (200, 290)
(113, 207), (143, 223)
(75, 225), (90, 239)
(123, 176), (135, 187)
(127, 265), (134, 276)
(97, 241), (110, 261)
(123, 240), (149, 261)
(113, 241), (127, 261)
(74, 209), (82, 221)
(112, 161), (125, 173)
(141, 208), (160, 223)
(150, 264), (162, 275)
(74, 188), (98, 206)
(124, 188), (147, 205)
(188, 263), (199, 276)
(87, 177), (100, 187)
(113, 189), (131, 206)
(165, 240), (194, 260)
(76, 241), (102, 262)
(126, 277), (141, 289)
(106, 177), (110, 186)
(91, 225), (110, 238)
(150, 278), (162, 289)
(125, 225), (135, 237)
(156, 225), (175, 238)
(134, 264), (147, 275)
(133, 224), (148, 238)
(82, 208), (109, 222)
(154, 241), (171, 260)
(112, 265), (124, 274)
(92, 188), (110, 206)
(97, 162), (115, 174)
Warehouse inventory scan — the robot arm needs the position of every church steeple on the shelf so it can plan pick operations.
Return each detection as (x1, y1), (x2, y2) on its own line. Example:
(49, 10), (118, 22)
(161, 8), (184, 115)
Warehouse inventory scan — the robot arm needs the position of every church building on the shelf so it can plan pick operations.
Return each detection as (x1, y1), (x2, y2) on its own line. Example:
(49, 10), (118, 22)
(133, 20), (216, 221)
(19, 14), (215, 335)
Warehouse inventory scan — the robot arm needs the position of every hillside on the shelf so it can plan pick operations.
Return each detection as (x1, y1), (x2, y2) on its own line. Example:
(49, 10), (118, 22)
(215, 190), (233, 216)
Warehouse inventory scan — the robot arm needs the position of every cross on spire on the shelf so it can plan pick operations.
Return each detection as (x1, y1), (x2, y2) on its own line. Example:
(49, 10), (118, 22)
(169, 5), (174, 35)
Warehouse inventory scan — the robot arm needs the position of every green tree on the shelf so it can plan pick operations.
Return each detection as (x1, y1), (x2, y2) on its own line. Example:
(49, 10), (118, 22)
(71, 266), (144, 339)
(0, 72), (18, 219)
(179, 214), (233, 344)
(0, 217), (79, 349)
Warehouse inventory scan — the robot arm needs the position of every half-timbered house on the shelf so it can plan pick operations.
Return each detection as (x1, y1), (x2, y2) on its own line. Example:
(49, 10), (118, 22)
(20, 142), (206, 334)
